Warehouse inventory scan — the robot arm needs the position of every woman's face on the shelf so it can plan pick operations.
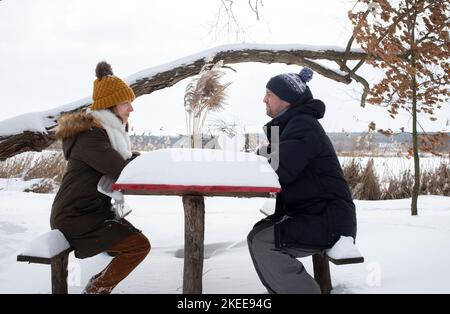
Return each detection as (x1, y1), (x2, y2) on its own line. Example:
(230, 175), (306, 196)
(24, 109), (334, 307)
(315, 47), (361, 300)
(113, 101), (134, 124)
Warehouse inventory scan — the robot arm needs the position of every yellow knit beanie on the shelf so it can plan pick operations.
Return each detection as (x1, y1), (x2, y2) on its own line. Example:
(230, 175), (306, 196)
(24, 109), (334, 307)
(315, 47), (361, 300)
(91, 61), (135, 110)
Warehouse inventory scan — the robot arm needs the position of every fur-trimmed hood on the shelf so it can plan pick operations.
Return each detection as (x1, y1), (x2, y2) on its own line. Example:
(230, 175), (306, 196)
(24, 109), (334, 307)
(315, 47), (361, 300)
(56, 111), (102, 140)
(56, 111), (102, 160)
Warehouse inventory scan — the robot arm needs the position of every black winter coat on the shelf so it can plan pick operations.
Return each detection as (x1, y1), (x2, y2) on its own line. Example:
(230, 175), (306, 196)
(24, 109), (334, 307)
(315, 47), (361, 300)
(261, 88), (357, 249)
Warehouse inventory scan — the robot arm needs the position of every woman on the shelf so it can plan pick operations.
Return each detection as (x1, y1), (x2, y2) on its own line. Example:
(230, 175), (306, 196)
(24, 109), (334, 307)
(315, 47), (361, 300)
(50, 61), (150, 294)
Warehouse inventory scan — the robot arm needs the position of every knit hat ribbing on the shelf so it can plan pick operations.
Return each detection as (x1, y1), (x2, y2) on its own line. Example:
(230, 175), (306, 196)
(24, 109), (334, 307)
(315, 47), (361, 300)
(91, 61), (135, 111)
(266, 67), (314, 105)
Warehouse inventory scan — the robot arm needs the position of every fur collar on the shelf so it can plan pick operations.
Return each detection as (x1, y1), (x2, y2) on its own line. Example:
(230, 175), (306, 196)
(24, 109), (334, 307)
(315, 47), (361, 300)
(56, 111), (102, 140)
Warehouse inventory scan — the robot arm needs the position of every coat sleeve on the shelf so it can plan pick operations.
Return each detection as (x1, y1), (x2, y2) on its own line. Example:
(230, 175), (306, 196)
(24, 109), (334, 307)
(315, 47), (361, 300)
(73, 128), (126, 180)
(271, 117), (322, 186)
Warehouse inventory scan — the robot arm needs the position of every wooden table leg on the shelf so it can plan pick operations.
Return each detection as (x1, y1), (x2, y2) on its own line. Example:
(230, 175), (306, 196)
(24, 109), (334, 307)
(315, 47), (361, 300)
(182, 195), (205, 294)
(312, 253), (332, 294)
(51, 252), (69, 294)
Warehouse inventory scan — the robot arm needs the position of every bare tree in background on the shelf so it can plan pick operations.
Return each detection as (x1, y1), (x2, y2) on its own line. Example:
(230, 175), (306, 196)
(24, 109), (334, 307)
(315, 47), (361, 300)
(211, 0), (264, 41)
(350, 0), (450, 215)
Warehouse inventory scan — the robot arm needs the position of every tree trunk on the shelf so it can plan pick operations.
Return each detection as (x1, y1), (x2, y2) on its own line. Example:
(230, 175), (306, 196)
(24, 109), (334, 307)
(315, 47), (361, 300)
(244, 133), (250, 152)
(411, 96), (419, 216)
(182, 195), (205, 294)
(410, 6), (419, 216)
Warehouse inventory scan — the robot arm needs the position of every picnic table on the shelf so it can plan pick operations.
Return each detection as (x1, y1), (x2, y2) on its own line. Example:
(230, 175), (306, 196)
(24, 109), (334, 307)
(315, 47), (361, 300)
(112, 148), (281, 294)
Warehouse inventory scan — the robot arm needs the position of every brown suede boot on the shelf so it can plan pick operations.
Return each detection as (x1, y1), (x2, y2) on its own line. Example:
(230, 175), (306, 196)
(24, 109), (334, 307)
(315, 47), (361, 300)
(82, 232), (150, 294)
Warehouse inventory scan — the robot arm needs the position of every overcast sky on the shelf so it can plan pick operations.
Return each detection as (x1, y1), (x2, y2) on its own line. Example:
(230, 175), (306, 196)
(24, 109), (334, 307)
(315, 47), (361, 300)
(1, 0), (448, 135)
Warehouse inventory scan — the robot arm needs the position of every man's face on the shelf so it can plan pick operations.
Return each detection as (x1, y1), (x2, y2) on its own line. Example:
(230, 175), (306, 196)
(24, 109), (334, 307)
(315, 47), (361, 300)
(263, 89), (290, 118)
(114, 101), (134, 124)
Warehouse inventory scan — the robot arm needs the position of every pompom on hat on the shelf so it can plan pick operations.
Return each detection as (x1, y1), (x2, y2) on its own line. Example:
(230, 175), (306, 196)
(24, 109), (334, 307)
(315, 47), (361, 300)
(266, 67), (314, 105)
(91, 61), (135, 111)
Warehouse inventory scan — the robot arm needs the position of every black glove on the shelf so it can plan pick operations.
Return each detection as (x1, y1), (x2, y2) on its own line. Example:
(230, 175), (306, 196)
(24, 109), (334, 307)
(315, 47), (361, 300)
(125, 151), (141, 166)
(131, 151), (141, 160)
(256, 144), (271, 158)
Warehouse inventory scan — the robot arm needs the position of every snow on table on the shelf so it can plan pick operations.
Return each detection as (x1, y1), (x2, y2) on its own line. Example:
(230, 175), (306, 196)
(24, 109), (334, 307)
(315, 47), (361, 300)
(113, 148), (281, 196)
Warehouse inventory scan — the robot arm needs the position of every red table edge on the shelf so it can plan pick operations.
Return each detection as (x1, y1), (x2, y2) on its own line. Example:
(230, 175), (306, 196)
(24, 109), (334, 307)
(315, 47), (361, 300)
(112, 183), (281, 194)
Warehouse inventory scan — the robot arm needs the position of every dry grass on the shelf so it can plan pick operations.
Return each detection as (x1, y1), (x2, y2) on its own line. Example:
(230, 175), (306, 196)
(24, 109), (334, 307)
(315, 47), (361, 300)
(351, 159), (382, 200)
(342, 158), (362, 191)
(23, 152), (66, 184)
(381, 170), (414, 200)
(421, 163), (450, 196)
(0, 153), (34, 178)
(22, 151), (66, 194)
(0, 151), (66, 193)
(342, 158), (450, 200)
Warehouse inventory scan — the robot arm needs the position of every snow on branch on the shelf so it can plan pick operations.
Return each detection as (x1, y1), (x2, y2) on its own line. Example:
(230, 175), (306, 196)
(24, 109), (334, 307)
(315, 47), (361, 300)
(127, 43), (365, 98)
(0, 43), (366, 160)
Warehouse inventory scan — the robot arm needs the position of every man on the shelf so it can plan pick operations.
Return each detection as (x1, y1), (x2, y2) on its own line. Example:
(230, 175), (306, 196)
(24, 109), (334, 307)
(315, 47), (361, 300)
(247, 67), (357, 294)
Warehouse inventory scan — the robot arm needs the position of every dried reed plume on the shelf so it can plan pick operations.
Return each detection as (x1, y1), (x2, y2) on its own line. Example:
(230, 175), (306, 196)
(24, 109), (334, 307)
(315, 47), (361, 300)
(184, 61), (231, 147)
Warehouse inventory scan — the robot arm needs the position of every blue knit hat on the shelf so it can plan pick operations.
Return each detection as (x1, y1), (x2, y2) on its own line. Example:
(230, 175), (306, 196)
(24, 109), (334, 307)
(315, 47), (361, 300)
(266, 67), (314, 104)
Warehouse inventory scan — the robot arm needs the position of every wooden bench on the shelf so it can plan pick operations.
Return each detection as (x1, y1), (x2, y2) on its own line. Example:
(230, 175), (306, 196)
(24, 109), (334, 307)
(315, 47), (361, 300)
(260, 202), (364, 294)
(17, 229), (73, 294)
(312, 239), (364, 294)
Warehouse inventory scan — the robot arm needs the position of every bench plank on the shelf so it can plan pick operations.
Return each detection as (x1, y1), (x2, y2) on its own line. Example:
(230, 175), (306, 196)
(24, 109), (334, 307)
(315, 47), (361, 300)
(328, 256), (364, 265)
(17, 255), (52, 265)
(17, 248), (73, 265)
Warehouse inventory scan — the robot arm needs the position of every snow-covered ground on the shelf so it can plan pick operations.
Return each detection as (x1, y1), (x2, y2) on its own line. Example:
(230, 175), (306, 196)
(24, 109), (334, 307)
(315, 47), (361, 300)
(1, 189), (449, 294)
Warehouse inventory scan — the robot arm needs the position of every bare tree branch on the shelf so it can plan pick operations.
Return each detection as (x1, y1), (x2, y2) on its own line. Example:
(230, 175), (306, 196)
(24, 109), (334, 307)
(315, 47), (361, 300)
(0, 132), (56, 161)
(248, 0), (263, 20)
(130, 45), (364, 98)
(0, 44), (366, 160)
(337, 60), (370, 107)
(218, 0), (246, 40)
